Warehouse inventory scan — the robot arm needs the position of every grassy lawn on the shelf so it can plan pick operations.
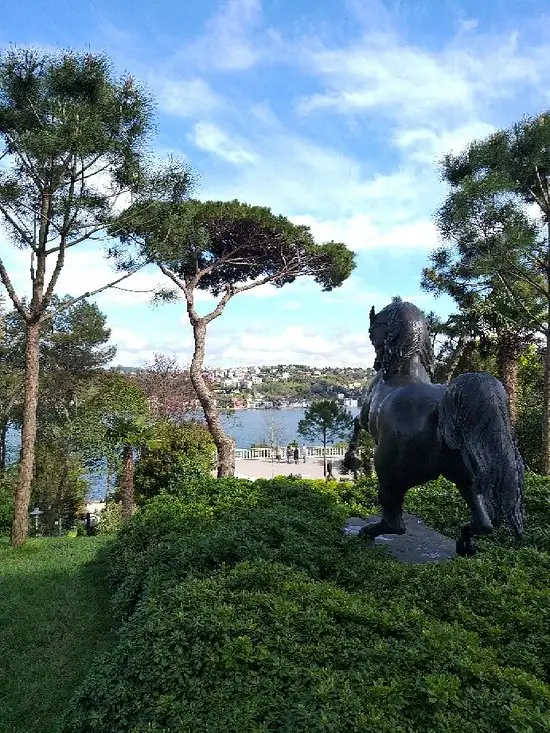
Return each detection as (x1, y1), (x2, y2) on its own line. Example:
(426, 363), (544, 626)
(0, 536), (115, 733)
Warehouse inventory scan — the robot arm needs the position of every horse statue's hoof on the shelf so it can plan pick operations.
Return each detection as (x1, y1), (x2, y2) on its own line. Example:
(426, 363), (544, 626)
(359, 519), (406, 539)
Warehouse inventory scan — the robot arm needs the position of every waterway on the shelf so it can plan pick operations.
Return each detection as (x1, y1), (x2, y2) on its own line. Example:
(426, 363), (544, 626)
(5, 407), (361, 501)
(217, 407), (360, 448)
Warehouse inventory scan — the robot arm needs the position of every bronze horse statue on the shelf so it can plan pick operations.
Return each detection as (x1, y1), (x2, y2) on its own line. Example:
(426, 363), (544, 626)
(345, 300), (524, 556)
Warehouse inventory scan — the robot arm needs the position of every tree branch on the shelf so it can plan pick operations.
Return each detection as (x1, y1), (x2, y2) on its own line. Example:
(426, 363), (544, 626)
(495, 272), (547, 334)
(195, 244), (247, 280)
(202, 286), (234, 325)
(231, 271), (284, 295)
(534, 166), (550, 210)
(4, 133), (44, 192)
(524, 182), (547, 212)
(200, 271), (289, 326)
(157, 262), (187, 293)
(44, 220), (114, 253)
(0, 256), (29, 320)
(0, 203), (36, 249)
(42, 238), (67, 309)
(505, 267), (548, 298)
(40, 266), (147, 322)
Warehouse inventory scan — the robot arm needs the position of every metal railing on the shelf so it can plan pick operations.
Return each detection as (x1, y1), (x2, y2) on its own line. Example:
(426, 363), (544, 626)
(234, 446), (349, 460)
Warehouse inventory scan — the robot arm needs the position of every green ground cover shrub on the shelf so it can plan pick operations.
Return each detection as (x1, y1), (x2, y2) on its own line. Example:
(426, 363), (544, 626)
(62, 560), (550, 733)
(61, 474), (550, 733)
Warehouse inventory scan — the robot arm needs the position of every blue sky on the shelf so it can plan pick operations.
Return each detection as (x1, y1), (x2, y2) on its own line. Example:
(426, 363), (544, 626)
(1, 0), (549, 367)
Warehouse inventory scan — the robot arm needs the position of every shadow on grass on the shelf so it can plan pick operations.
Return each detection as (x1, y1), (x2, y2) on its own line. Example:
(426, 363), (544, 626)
(0, 537), (116, 733)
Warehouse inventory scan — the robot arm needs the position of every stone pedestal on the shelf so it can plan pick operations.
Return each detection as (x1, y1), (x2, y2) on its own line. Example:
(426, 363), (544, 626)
(344, 512), (456, 564)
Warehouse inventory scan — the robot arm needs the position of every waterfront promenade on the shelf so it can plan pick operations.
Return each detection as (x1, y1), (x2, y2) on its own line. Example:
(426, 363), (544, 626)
(234, 455), (348, 480)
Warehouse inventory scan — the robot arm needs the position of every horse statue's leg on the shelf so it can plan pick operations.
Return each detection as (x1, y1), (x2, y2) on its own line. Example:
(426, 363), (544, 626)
(455, 490), (493, 557)
(359, 482), (406, 538)
(343, 417), (363, 476)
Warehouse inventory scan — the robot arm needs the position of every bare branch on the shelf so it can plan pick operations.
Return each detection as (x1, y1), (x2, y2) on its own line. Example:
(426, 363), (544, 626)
(111, 284), (158, 293)
(505, 266), (548, 298)
(202, 286), (234, 325)
(495, 272), (547, 334)
(200, 271), (289, 326)
(524, 182), (547, 212)
(195, 243), (247, 280)
(157, 262), (187, 292)
(42, 239), (67, 309)
(41, 265), (147, 321)
(44, 224), (107, 254)
(231, 271), (284, 295)
(0, 203), (36, 249)
(4, 133), (44, 192)
(0, 256), (29, 319)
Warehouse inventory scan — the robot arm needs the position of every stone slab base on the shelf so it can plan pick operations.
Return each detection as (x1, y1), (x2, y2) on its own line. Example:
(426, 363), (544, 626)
(343, 512), (456, 564)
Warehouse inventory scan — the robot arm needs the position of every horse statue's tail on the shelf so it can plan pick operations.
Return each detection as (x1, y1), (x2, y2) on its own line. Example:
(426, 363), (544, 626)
(438, 372), (524, 538)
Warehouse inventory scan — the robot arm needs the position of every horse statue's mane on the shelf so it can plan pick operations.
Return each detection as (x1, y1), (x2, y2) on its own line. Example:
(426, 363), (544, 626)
(371, 301), (434, 379)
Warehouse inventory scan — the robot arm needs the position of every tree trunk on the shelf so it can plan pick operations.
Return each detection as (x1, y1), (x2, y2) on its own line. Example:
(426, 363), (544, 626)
(11, 321), (41, 546)
(497, 332), (522, 427)
(543, 228), (550, 475)
(543, 332), (550, 475)
(190, 320), (234, 477)
(442, 337), (468, 383)
(105, 458), (111, 501)
(0, 419), (8, 472)
(120, 444), (135, 521)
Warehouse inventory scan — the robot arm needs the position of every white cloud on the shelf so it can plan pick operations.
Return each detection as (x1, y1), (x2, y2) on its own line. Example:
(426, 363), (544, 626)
(281, 301), (302, 311)
(393, 122), (497, 164)
(110, 323), (195, 366)
(186, 0), (265, 71)
(296, 30), (550, 124)
(154, 77), (222, 118)
(192, 122), (258, 165)
(458, 18), (479, 33)
(291, 214), (440, 250)
(319, 275), (438, 311)
(205, 324), (376, 367)
(92, 278), (452, 369)
(107, 315), (377, 369)
(194, 116), (415, 222)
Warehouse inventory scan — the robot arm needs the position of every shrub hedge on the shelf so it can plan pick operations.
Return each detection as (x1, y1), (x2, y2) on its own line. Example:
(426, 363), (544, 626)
(61, 474), (550, 733)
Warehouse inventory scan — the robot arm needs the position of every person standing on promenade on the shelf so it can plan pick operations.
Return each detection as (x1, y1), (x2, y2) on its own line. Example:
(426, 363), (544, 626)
(293, 445), (299, 464)
(286, 446), (292, 463)
(301, 445), (307, 463)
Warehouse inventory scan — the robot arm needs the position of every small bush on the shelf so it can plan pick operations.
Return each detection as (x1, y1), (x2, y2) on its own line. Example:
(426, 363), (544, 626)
(0, 471), (14, 534)
(133, 420), (215, 503)
(98, 501), (123, 535)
